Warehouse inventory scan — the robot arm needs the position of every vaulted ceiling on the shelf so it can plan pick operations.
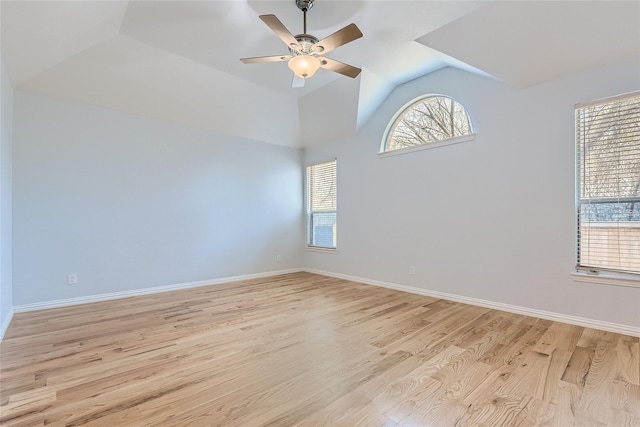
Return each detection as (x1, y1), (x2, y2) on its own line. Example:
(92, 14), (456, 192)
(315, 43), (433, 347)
(2, 1), (639, 148)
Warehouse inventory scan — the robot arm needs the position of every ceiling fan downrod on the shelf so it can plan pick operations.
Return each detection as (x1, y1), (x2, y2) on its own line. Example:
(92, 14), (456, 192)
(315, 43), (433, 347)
(296, 0), (313, 34)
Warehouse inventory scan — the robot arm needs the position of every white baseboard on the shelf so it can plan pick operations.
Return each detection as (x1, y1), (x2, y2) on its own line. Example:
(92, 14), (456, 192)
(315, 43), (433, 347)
(12, 268), (301, 313)
(304, 268), (640, 338)
(8, 268), (639, 338)
(0, 306), (14, 341)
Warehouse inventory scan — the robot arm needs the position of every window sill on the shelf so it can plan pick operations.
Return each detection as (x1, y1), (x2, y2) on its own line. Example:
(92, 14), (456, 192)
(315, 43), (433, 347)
(571, 271), (640, 288)
(306, 246), (338, 254)
(378, 134), (477, 158)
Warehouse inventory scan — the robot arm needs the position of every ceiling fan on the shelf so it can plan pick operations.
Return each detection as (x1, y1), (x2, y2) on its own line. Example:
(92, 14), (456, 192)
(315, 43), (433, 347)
(240, 0), (363, 88)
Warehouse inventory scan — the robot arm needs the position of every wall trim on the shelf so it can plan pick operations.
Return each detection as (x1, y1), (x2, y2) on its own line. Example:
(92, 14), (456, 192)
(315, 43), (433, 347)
(304, 268), (640, 338)
(571, 271), (640, 288)
(8, 268), (639, 338)
(12, 269), (301, 313)
(0, 307), (14, 342)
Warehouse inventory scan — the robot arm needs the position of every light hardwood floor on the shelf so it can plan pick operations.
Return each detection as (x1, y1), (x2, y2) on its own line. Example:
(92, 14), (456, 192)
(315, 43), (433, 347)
(1, 272), (638, 426)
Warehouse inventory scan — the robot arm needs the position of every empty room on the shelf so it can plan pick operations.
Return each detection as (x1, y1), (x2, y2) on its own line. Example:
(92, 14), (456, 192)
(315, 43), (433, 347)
(1, 0), (639, 425)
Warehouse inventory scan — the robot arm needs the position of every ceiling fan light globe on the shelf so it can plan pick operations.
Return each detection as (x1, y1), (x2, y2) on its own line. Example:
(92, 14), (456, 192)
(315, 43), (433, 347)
(288, 55), (321, 79)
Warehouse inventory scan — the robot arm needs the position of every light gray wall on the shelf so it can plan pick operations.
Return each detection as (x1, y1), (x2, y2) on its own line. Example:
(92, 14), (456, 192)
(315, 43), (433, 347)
(13, 92), (303, 305)
(7, 56), (640, 331)
(303, 57), (640, 329)
(0, 54), (13, 332)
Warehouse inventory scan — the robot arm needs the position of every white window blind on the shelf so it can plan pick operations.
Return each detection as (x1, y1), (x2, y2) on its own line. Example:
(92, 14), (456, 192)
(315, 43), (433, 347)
(306, 159), (337, 248)
(576, 91), (640, 276)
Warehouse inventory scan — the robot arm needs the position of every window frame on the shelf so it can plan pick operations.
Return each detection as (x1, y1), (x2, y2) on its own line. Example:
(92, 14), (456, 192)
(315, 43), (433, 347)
(305, 158), (337, 250)
(380, 94), (476, 156)
(573, 90), (640, 287)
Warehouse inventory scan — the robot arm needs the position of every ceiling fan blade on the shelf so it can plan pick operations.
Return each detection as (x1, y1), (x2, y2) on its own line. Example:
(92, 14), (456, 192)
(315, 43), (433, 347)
(240, 54), (292, 64)
(259, 14), (300, 49)
(319, 57), (361, 78)
(292, 74), (305, 88)
(315, 23), (363, 55)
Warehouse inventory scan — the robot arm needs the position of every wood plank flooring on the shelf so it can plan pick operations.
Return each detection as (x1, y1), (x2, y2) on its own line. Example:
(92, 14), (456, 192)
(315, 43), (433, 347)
(1, 272), (638, 426)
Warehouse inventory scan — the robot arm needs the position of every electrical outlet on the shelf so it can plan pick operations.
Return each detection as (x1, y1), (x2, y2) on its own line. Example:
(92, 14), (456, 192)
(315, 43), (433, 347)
(67, 274), (78, 285)
(409, 266), (415, 275)
(276, 254), (281, 262)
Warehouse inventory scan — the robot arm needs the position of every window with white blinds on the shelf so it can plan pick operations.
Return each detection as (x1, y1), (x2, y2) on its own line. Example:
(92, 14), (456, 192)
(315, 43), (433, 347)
(306, 159), (337, 248)
(576, 91), (640, 276)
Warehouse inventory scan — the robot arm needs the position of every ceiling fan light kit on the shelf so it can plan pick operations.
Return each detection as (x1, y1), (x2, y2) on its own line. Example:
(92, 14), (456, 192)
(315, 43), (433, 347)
(240, 0), (362, 87)
(288, 55), (321, 79)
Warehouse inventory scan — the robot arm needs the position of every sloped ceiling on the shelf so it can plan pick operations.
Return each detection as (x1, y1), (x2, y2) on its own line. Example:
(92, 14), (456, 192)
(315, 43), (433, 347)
(416, 1), (640, 89)
(2, 1), (639, 148)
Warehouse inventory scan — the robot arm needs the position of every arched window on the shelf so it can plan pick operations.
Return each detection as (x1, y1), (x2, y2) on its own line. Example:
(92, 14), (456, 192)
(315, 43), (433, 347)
(381, 95), (475, 154)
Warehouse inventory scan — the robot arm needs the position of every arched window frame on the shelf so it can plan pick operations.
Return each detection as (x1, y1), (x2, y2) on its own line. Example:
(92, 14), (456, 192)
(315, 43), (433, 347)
(379, 94), (476, 157)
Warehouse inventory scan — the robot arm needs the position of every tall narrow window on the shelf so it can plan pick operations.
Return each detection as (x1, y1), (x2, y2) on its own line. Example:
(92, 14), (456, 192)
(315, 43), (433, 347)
(576, 91), (640, 276)
(306, 159), (337, 249)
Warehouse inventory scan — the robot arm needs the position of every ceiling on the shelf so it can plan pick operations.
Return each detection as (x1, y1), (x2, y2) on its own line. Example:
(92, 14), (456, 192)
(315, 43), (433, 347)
(2, 1), (639, 148)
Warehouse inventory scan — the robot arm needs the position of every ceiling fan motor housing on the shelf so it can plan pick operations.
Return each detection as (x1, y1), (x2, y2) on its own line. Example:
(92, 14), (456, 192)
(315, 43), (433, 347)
(295, 0), (314, 12)
(290, 34), (320, 56)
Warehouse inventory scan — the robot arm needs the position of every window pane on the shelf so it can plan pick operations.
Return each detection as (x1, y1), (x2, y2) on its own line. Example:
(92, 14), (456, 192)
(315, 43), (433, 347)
(580, 202), (640, 222)
(311, 212), (336, 247)
(385, 96), (473, 152)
